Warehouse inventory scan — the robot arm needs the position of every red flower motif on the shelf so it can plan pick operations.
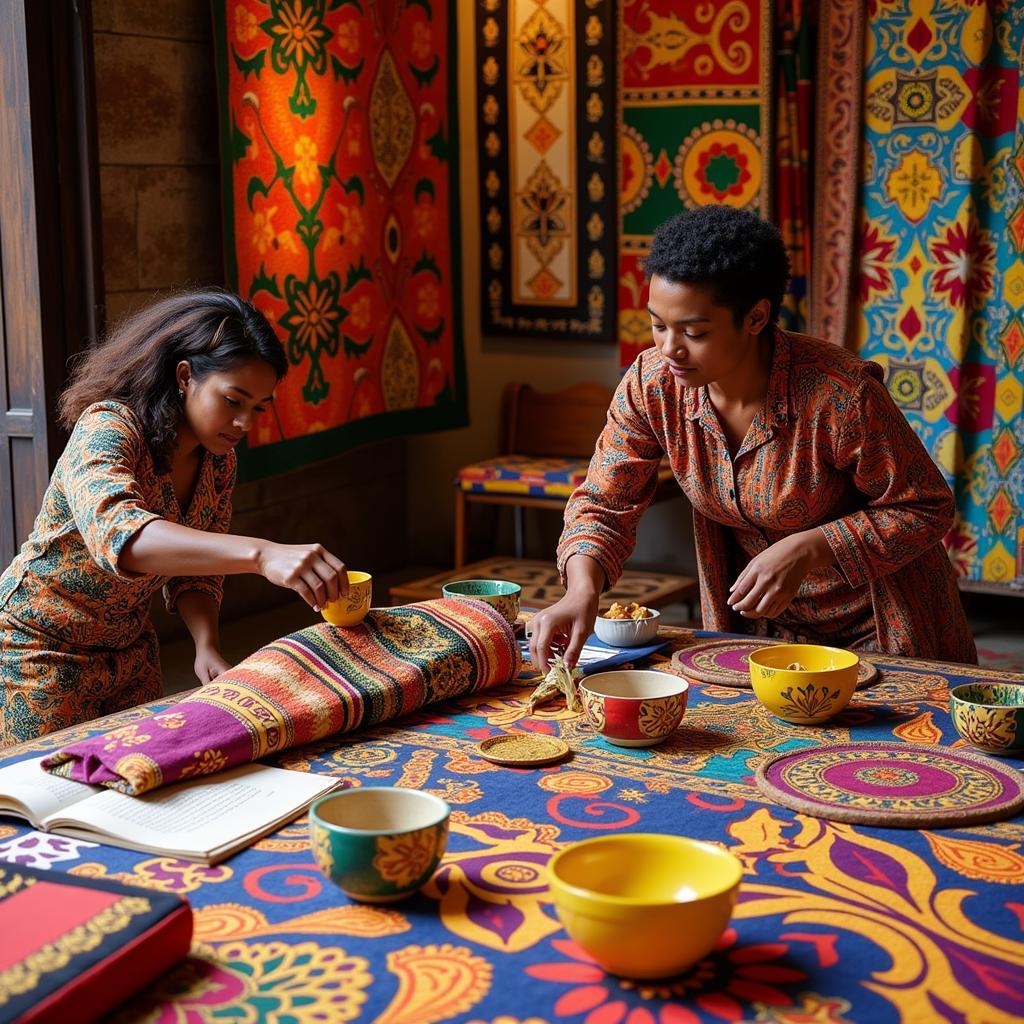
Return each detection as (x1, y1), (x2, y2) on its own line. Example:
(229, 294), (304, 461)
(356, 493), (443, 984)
(858, 221), (897, 303)
(525, 929), (806, 1024)
(930, 219), (996, 309)
(945, 517), (979, 578)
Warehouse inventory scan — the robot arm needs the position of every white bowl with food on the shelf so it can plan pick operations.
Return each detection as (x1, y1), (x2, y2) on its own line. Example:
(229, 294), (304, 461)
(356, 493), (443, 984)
(593, 603), (660, 647)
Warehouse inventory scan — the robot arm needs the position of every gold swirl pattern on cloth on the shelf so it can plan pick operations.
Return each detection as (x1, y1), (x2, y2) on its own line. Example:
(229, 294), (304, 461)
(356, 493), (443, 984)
(191, 903), (410, 942)
(376, 944), (494, 1024)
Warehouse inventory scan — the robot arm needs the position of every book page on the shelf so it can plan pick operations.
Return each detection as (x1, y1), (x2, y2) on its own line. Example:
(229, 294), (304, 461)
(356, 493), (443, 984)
(47, 763), (337, 857)
(0, 756), (100, 827)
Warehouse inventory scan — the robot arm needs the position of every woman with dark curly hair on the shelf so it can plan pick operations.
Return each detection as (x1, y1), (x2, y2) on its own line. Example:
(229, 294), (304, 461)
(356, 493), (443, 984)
(0, 289), (350, 744)
(530, 205), (975, 670)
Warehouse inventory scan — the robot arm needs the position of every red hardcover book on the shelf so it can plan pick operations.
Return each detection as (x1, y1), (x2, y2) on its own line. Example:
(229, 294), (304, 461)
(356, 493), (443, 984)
(0, 863), (192, 1024)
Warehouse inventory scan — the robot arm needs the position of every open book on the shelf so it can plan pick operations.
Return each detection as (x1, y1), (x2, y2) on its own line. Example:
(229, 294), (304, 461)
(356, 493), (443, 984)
(0, 756), (340, 865)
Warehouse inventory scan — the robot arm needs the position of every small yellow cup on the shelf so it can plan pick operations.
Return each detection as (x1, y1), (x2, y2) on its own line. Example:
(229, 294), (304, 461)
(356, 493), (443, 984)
(322, 571), (372, 626)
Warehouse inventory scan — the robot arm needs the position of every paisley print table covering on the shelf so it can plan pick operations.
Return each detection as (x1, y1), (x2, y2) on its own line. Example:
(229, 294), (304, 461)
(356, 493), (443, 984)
(1, 626), (1022, 1023)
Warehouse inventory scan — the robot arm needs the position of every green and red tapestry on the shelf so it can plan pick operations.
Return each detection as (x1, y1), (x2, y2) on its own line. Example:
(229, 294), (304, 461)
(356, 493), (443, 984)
(855, 1), (1024, 587)
(213, 0), (466, 479)
(476, 0), (618, 341)
(618, 0), (773, 368)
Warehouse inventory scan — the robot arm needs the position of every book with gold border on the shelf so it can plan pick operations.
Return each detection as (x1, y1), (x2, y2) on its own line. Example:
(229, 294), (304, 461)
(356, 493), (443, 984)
(0, 864), (192, 1023)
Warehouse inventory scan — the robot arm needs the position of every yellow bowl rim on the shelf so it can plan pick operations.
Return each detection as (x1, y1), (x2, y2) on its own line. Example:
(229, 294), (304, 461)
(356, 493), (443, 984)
(345, 571), (372, 585)
(747, 643), (860, 671)
(950, 682), (1024, 710)
(547, 834), (742, 908)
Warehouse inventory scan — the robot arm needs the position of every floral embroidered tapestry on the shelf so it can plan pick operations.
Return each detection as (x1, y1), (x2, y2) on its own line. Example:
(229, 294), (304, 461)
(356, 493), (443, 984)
(476, 0), (618, 341)
(617, 0), (773, 369)
(856, 1), (1024, 587)
(214, 0), (466, 479)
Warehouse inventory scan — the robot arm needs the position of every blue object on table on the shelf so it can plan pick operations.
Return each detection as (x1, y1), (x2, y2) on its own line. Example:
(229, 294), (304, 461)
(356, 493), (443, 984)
(518, 633), (670, 674)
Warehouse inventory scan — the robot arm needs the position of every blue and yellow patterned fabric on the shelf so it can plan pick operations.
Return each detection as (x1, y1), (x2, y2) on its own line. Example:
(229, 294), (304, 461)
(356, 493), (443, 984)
(454, 454), (591, 499)
(2, 626), (1022, 1023)
(856, 2), (1024, 587)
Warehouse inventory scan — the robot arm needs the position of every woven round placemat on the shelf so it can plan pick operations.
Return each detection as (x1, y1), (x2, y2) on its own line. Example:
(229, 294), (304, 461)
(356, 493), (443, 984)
(755, 742), (1024, 828)
(671, 638), (879, 689)
(478, 733), (570, 767)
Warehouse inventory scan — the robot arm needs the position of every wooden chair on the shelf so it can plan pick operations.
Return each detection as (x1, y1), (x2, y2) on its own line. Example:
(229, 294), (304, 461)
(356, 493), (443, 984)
(453, 381), (675, 567)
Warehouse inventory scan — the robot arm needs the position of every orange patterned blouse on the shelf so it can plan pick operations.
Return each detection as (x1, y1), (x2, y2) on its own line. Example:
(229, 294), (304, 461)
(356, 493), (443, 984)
(0, 400), (235, 649)
(557, 331), (976, 662)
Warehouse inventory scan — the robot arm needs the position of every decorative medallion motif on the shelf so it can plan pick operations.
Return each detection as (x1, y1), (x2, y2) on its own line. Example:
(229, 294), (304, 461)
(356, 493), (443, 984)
(637, 695), (683, 737)
(674, 119), (763, 209)
(370, 50), (415, 188)
(621, 124), (654, 215)
(757, 742), (1024, 827)
(381, 317), (420, 411)
(515, 6), (569, 115)
(519, 160), (569, 268)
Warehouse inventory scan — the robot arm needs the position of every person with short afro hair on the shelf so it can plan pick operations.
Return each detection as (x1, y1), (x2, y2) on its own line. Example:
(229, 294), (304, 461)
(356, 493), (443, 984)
(643, 205), (791, 327)
(529, 205), (975, 671)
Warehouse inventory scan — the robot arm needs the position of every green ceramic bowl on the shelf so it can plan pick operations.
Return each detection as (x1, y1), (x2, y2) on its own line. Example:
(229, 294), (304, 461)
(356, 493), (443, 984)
(310, 787), (451, 902)
(441, 579), (521, 625)
(950, 682), (1024, 757)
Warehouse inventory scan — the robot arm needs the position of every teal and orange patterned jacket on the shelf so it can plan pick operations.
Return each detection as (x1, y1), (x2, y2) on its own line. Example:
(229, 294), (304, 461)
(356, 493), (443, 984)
(0, 401), (235, 649)
(558, 331), (977, 662)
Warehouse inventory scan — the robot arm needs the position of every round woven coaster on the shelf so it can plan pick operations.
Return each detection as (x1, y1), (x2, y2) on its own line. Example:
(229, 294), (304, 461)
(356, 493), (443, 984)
(755, 742), (1024, 828)
(672, 639), (879, 689)
(478, 733), (570, 768)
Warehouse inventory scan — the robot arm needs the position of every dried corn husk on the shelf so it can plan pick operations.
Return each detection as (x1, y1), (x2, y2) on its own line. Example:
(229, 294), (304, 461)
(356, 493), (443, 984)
(528, 654), (584, 712)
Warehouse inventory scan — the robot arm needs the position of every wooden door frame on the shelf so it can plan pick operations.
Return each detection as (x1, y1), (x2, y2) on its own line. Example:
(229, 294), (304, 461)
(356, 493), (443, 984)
(0, 0), (104, 566)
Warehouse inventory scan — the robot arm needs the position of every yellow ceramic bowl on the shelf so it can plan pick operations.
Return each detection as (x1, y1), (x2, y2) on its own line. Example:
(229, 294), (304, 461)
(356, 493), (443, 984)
(547, 834), (742, 979)
(748, 643), (859, 724)
(322, 571), (373, 626)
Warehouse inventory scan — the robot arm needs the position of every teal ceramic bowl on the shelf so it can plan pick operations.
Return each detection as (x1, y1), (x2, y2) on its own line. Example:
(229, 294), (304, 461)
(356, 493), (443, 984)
(310, 787), (451, 902)
(950, 682), (1024, 757)
(441, 579), (521, 625)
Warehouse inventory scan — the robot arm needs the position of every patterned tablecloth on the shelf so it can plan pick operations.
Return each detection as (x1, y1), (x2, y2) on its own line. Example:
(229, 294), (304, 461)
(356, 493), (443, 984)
(2, 627), (1023, 1023)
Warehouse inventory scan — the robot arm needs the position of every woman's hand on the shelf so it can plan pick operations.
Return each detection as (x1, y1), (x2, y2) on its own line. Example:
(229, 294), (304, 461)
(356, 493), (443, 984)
(528, 590), (600, 673)
(728, 529), (835, 620)
(194, 645), (232, 684)
(528, 555), (605, 672)
(256, 541), (349, 611)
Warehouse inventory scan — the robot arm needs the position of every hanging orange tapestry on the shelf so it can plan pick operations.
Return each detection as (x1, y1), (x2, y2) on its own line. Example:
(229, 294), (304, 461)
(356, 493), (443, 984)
(618, 0), (773, 369)
(213, 0), (466, 478)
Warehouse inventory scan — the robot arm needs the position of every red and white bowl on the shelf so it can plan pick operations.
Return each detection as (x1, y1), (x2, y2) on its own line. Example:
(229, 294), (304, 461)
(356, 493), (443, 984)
(580, 670), (688, 748)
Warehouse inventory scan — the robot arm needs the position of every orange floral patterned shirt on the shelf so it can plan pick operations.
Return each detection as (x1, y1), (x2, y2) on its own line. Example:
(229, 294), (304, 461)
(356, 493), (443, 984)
(558, 331), (976, 662)
(0, 401), (235, 649)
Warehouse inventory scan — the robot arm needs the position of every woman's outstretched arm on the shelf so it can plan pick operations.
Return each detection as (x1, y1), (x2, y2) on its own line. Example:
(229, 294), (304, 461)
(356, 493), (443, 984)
(121, 519), (349, 611)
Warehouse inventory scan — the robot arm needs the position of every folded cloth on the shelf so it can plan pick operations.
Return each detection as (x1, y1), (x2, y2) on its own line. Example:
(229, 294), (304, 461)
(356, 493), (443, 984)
(42, 599), (520, 795)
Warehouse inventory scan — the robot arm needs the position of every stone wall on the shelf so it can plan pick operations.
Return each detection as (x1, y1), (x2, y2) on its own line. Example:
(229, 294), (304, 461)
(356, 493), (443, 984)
(93, 0), (222, 322)
(90, 0), (408, 635)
